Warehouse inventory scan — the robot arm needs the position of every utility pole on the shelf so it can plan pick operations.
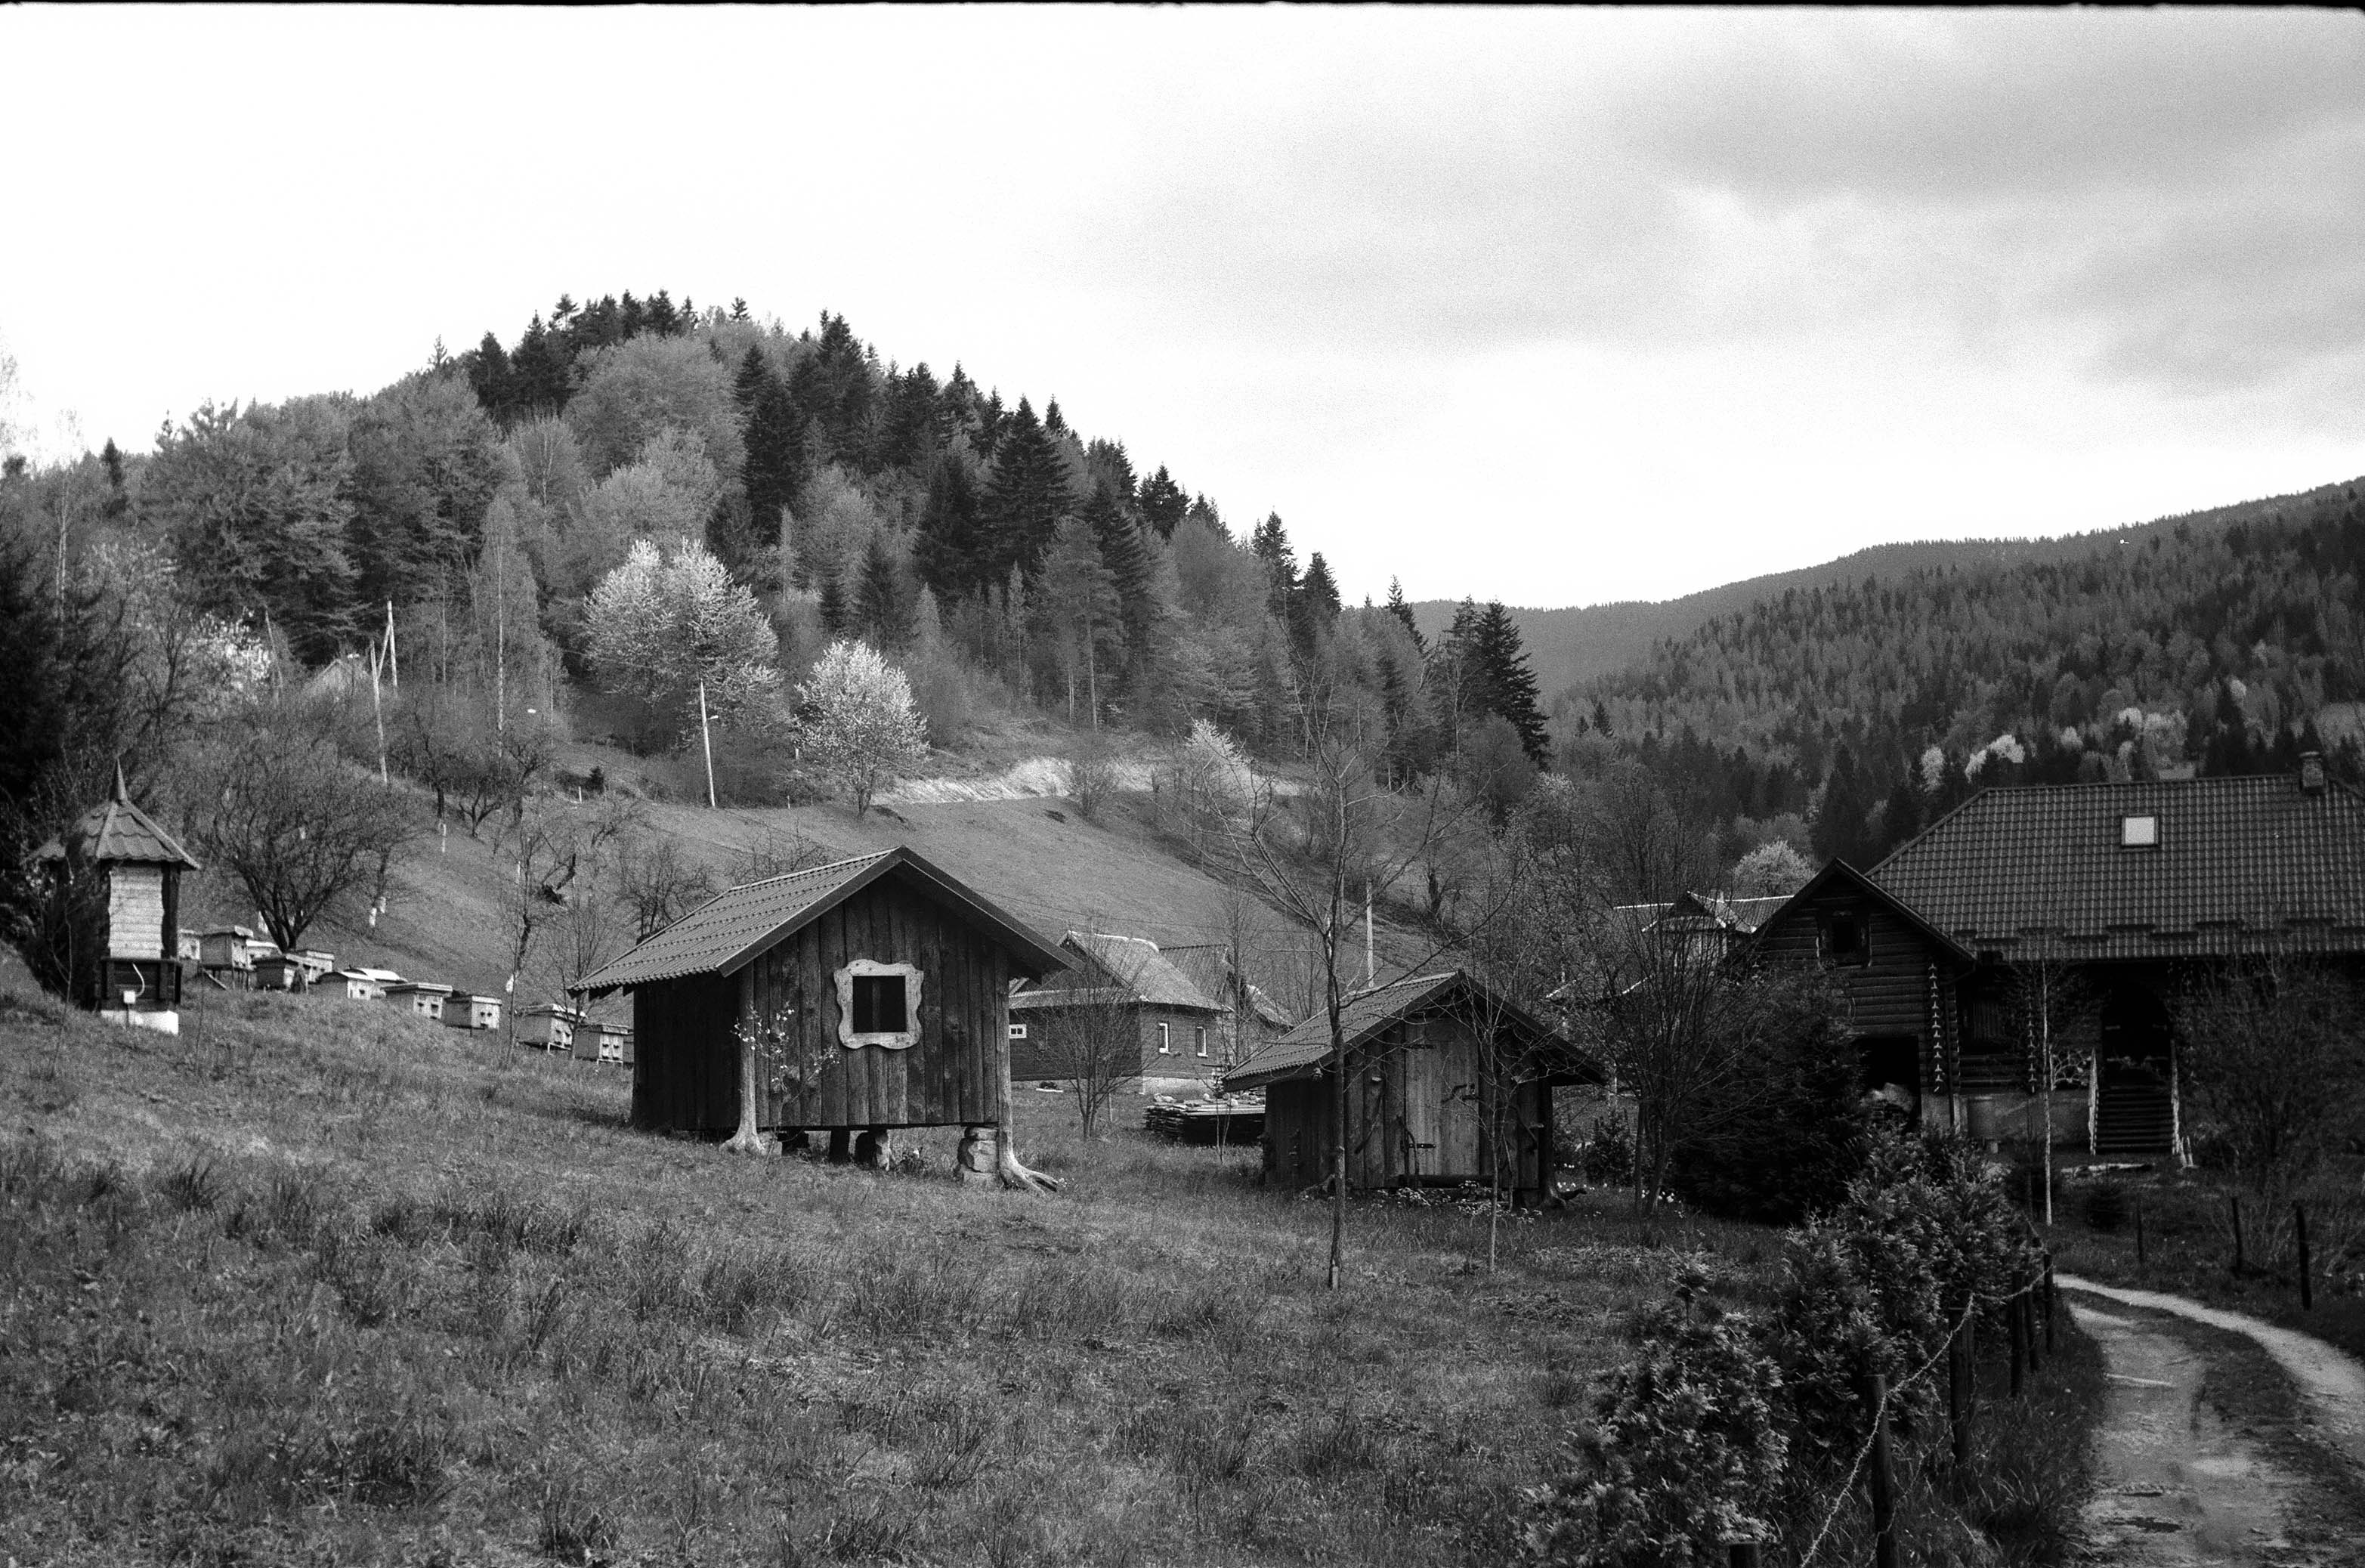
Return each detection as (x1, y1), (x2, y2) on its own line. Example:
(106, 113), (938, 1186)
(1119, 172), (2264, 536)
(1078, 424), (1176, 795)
(698, 681), (718, 809)
(1364, 880), (1375, 985)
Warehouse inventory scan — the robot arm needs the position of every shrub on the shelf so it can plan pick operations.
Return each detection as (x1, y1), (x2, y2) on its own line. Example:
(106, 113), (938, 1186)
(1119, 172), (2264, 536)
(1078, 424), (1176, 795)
(1667, 968), (1864, 1225)
(2082, 1183), (2128, 1234)
(1580, 1113), (1635, 1188)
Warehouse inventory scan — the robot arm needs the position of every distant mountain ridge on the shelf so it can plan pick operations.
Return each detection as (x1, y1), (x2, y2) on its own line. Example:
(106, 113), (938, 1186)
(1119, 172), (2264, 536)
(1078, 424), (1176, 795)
(1414, 476), (2365, 700)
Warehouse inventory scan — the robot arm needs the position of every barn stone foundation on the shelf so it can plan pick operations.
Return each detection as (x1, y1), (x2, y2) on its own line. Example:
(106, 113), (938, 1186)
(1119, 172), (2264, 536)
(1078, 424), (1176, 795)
(957, 1125), (997, 1187)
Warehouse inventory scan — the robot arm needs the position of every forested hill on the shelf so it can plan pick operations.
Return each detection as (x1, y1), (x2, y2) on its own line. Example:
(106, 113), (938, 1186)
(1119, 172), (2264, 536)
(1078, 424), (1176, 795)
(1563, 475), (2365, 871)
(1413, 476), (2365, 696)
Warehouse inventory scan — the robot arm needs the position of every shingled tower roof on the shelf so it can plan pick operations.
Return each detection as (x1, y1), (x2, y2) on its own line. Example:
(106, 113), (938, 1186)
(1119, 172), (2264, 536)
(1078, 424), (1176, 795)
(34, 765), (201, 871)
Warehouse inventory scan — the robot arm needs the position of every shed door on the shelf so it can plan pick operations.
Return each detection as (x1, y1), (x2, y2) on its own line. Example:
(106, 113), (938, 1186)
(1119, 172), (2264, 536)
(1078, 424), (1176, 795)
(1397, 1041), (1442, 1179)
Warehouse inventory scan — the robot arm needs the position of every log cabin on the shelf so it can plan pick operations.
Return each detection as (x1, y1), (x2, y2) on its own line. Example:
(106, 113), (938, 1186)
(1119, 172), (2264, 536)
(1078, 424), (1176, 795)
(32, 766), (202, 1034)
(1756, 754), (2365, 1158)
(572, 846), (1068, 1171)
(1226, 970), (1599, 1204)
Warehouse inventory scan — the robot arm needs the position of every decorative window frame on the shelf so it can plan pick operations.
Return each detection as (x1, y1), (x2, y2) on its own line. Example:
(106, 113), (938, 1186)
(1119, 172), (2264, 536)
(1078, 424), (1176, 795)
(835, 959), (925, 1050)
(1156, 1020), (1173, 1055)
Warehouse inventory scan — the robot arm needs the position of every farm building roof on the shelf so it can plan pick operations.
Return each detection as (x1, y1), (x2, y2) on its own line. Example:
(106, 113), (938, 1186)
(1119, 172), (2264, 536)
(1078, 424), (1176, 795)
(1223, 970), (1584, 1092)
(34, 767), (199, 871)
(1867, 769), (2365, 961)
(573, 845), (1068, 996)
(1161, 945), (1302, 1028)
(1010, 932), (1226, 1015)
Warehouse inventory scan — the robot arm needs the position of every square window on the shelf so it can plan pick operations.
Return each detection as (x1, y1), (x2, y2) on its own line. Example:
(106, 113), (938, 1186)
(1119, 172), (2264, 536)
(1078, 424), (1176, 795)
(1157, 1021), (1172, 1054)
(1008, 1022), (1028, 1041)
(1195, 1026), (1208, 1057)
(1823, 909), (1871, 966)
(852, 973), (907, 1034)
(2121, 815), (2159, 848)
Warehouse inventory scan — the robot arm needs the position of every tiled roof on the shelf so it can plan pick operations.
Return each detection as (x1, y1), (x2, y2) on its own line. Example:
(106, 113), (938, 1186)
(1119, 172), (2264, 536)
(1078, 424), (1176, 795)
(1869, 773), (2365, 961)
(574, 845), (1068, 994)
(1224, 970), (1578, 1091)
(34, 770), (199, 870)
(1010, 932), (1227, 1013)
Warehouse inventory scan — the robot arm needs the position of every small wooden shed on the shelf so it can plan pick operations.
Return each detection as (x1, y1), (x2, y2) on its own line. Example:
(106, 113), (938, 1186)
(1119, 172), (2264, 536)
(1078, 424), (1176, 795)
(32, 766), (202, 1033)
(573, 846), (1067, 1155)
(1227, 970), (1597, 1204)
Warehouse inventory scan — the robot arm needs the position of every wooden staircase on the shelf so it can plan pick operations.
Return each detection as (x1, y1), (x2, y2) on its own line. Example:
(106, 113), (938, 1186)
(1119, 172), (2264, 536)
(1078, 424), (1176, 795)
(2093, 1081), (2175, 1156)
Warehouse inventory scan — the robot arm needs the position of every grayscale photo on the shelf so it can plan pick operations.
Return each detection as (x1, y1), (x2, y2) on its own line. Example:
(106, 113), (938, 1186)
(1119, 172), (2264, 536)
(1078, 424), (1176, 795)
(2, 7), (2363, 1565)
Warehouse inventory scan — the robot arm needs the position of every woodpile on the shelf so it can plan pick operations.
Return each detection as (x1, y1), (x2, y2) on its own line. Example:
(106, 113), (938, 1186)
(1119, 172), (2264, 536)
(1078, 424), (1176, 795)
(1142, 1096), (1264, 1146)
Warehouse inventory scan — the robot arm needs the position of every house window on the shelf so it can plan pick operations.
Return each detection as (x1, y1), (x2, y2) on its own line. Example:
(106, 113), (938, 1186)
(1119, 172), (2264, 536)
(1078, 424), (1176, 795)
(1195, 1025), (1208, 1057)
(853, 973), (907, 1033)
(1157, 1021), (1173, 1054)
(1822, 908), (1871, 967)
(834, 960), (925, 1050)
(2120, 815), (2159, 849)
(1008, 1022), (1028, 1041)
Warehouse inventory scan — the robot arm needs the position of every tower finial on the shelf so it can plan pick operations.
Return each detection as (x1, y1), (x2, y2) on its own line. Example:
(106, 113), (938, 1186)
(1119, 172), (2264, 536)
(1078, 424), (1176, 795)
(113, 759), (130, 803)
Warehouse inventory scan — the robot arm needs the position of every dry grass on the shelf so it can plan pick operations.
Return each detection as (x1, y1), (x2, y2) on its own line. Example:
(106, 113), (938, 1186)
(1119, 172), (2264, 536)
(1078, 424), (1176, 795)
(0, 985), (1767, 1567)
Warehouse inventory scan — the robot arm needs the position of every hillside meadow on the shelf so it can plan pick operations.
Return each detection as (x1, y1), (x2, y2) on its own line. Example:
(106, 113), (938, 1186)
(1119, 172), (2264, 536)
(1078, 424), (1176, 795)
(0, 982), (1771, 1568)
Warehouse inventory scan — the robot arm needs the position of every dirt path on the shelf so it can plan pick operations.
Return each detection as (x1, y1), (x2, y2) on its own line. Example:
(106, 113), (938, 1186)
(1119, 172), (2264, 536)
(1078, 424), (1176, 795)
(2065, 1279), (2365, 1565)
(2059, 1276), (2365, 1471)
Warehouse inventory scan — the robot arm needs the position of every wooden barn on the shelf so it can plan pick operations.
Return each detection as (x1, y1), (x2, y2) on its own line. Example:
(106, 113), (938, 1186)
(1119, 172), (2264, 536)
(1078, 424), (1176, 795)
(32, 766), (201, 1034)
(1227, 970), (1597, 1203)
(573, 846), (1068, 1172)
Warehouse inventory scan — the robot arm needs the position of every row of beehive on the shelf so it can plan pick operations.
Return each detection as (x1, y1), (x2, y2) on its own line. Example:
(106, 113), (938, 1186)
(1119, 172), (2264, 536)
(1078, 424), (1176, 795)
(178, 925), (632, 1064)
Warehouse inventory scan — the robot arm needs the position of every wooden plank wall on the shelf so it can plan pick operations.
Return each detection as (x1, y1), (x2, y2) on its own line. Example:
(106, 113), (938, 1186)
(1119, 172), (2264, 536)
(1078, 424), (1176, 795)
(1758, 894), (1945, 1080)
(1259, 1021), (1552, 1195)
(740, 875), (1006, 1132)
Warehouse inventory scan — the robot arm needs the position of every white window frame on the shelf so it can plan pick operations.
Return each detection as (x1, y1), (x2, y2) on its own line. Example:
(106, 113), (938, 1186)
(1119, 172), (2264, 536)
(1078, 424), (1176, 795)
(1195, 1025), (1208, 1057)
(1156, 1020), (1173, 1055)
(1008, 1022), (1028, 1041)
(835, 959), (925, 1050)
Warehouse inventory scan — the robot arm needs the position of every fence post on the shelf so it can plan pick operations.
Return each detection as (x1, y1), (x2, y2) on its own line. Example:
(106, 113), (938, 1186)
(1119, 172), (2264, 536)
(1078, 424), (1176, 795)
(2231, 1193), (2245, 1275)
(2026, 1288), (2044, 1375)
(2008, 1294), (2026, 1398)
(2296, 1202), (2313, 1311)
(2043, 1257), (2057, 1357)
(2135, 1195), (2146, 1265)
(1867, 1372), (1897, 1568)
(1948, 1318), (1971, 1467)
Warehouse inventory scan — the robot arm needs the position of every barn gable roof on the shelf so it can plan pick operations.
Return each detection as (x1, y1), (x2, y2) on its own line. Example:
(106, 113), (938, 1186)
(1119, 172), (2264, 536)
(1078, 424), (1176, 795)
(1751, 858), (1976, 966)
(34, 766), (200, 871)
(1866, 770), (2365, 960)
(1224, 969), (1583, 1092)
(573, 845), (1068, 996)
(1009, 932), (1226, 1014)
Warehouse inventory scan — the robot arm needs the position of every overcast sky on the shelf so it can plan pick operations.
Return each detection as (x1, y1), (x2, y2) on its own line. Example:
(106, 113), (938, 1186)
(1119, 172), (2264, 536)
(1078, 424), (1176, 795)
(3, 6), (2360, 608)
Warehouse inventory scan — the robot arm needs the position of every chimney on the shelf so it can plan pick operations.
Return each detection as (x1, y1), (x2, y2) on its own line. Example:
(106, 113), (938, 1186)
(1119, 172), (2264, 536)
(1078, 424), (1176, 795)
(2299, 750), (2326, 795)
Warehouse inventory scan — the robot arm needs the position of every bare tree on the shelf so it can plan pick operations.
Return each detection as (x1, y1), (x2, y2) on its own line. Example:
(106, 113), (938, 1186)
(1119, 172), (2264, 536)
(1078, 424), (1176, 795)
(1214, 701), (1500, 1288)
(492, 793), (638, 1063)
(616, 835), (719, 941)
(2004, 926), (2095, 1227)
(2175, 951), (2363, 1199)
(1020, 929), (1156, 1136)
(190, 709), (416, 952)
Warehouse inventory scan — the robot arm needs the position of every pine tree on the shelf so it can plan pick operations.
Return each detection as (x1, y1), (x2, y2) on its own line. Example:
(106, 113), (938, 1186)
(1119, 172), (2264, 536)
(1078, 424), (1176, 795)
(740, 355), (804, 546)
(1470, 601), (1547, 765)
(817, 572), (849, 638)
(982, 398), (1071, 581)
(1298, 552), (1342, 632)
(1250, 513), (1298, 625)
(1137, 465), (1187, 538)
(1384, 577), (1426, 654)
(914, 453), (985, 602)
(856, 533), (911, 651)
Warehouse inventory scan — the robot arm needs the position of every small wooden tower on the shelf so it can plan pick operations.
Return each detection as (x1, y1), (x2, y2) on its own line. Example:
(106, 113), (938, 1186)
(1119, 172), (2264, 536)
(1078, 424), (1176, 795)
(34, 765), (202, 1035)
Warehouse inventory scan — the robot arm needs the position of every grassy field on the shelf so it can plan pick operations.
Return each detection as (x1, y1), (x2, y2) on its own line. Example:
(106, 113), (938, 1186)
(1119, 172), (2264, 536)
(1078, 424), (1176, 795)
(1, 982), (1777, 1568)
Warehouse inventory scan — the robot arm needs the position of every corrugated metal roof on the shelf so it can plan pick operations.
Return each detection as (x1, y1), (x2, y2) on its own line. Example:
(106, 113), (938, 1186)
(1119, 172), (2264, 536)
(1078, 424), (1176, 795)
(573, 845), (1069, 994)
(1869, 772), (2365, 960)
(34, 770), (199, 870)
